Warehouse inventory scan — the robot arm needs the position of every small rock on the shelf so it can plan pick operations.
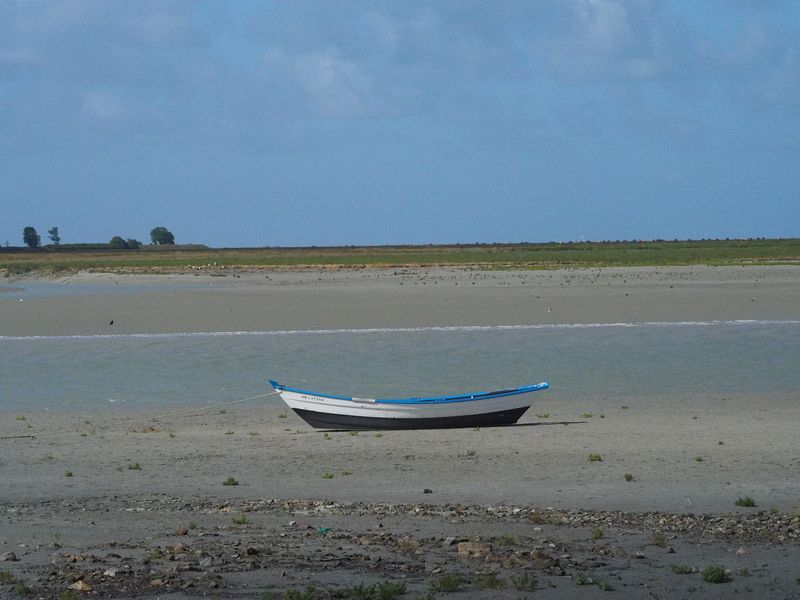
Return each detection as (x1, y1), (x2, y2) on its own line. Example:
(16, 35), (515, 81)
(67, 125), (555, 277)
(457, 541), (490, 559)
(423, 488), (433, 494)
(68, 580), (93, 591)
(175, 527), (189, 536)
(634, 551), (646, 559)
(0, 552), (18, 561)
(245, 546), (262, 556)
(198, 556), (213, 568)
(150, 578), (166, 588)
(735, 547), (747, 555)
(172, 543), (188, 554)
(443, 536), (457, 546)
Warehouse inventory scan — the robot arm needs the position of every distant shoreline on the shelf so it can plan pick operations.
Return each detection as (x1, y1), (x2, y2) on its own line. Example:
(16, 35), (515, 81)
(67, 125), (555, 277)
(2, 238), (799, 276)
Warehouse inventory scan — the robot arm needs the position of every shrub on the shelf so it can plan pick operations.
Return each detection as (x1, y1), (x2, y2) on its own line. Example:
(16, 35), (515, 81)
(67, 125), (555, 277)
(431, 573), (462, 592)
(587, 453), (603, 462)
(701, 565), (731, 583)
(222, 476), (239, 486)
(591, 527), (604, 540)
(735, 496), (756, 507)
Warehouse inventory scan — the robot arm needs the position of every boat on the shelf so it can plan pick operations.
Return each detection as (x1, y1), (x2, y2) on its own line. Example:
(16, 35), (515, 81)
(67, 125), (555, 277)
(269, 379), (549, 430)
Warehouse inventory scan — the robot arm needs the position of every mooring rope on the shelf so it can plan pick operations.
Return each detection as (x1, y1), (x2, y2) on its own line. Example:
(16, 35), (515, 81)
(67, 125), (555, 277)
(147, 391), (280, 421)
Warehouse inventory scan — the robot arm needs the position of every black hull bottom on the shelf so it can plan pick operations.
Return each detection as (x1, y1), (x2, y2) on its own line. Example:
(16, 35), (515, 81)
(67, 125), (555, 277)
(292, 406), (530, 430)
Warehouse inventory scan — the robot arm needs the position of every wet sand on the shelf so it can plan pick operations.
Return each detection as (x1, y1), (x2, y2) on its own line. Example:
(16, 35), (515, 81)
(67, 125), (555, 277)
(1, 265), (799, 336)
(1, 265), (799, 598)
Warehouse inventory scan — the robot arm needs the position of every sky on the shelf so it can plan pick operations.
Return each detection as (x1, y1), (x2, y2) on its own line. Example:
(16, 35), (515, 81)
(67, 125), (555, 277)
(1, 1), (799, 247)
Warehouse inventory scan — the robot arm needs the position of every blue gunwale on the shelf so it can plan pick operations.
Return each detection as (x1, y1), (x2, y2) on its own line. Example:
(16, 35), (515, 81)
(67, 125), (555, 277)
(269, 380), (549, 405)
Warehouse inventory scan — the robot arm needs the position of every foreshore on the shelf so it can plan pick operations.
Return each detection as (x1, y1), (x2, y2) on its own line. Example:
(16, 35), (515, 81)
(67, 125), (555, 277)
(2, 265), (800, 337)
(1, 265), (799, 598)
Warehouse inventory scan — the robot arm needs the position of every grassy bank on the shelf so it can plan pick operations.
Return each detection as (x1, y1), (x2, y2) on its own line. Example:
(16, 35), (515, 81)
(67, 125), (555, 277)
(1, 238), (799, 275)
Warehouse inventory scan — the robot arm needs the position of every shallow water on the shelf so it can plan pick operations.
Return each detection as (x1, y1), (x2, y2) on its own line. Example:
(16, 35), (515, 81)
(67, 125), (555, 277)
(2, 320), (798, 412)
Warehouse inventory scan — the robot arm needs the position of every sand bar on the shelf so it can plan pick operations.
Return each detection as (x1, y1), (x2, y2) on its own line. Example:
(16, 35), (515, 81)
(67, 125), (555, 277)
(1, 265), (799, 336)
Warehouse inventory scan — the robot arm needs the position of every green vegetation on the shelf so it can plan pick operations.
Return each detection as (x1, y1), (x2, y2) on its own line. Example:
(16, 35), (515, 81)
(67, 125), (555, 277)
(511, 571), (538, 591)
(591, 527), (604, 540)
(670, 564), (694, 574)
(587, 453), (603, 462)
(264, 581), (408, 600)
(232, 515), (249, 525)
(473, 572), (505, 590)
(430, 573), (462, 592)
(651, 531), (668, 547)
(57, 591), (81, 600)
(222, 476), (239, 486)
(496, 533), (516, 546)
(735, 496), (757, 507)
(15, 415), (25, 421)
(64, 470), (73, 477)
(0, 571), (15, 583)
(701, 565), (731, 583)
(624, 473), (635, 481)
(694, 456), (704, 462)
(15, 581), (35, 596)
(128, 462), (142, 470)
(536, 412), (550, 418)
(321, 472), (334, 479)
(3, 238), (798, 275)
(580, 412), (593, 419)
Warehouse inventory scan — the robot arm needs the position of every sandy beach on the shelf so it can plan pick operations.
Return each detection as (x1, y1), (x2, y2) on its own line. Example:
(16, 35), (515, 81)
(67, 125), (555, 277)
(1, 265), (799, 598)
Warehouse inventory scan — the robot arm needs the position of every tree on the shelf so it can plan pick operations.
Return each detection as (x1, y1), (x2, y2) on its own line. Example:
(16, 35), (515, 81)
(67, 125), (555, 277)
(126, 238), (142, 249)
(150, 227), (175, 245)
(109, 236), (127, 249)
(48, 227), (60, 245)
(23, 227), (40, 248)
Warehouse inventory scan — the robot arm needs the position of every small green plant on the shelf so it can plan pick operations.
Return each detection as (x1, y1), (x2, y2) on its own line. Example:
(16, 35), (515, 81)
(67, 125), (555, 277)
(574, 572), (593, 586)
(0, 571), (15, 583)
(128, 462), (141, 470)
(222, 476), (239, 486)
(694, 456), (704, 462)
(57, 591), (81, 600)
(718, 440), (724, 445)
(278, 413), (287, 419)
(431, 573), (462, 592)
(701, 565), (731, 583)
(511, 571), (538, 591)
(169, 432), (176, 438)
(249, 431), (260, 436)
(232, 515), (248, 525)
(591, 527), (604, 540)
(621, 405), (629, 409)
(596, 579), (615, 591)
(580, 412), (593, 418)
(624, 472), (635, 481)
(79, 432), (88, 437)
(587, 453), (603, 462)
(651, 531), (667, 547)
(536, 412), (550, 418)
(473, 572), (505, 590)
(342, 581), (406, 599)
(219, 408), (227, 414)
(16, 415), (26, 421)
(342, 470), (353, 476)
(321, 472), (334, 479)
(224, 430), (234, 435)
(738, 568), (750, 577)
(669, 564), (694, 575)
(64, 470), (73, 477)
(496, 533), (515, 546)
(15, 582), (35, 596)
(374, 432), (383, 438)
(735, 496), (756, 507)
(349, 431), (359, 436)
(465, 448), (477, 457)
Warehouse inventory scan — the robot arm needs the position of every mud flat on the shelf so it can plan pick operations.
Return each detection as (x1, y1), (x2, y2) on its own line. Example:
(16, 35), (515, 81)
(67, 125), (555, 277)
(1, 265), (799, 336)
(1, 402), (799, 598)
